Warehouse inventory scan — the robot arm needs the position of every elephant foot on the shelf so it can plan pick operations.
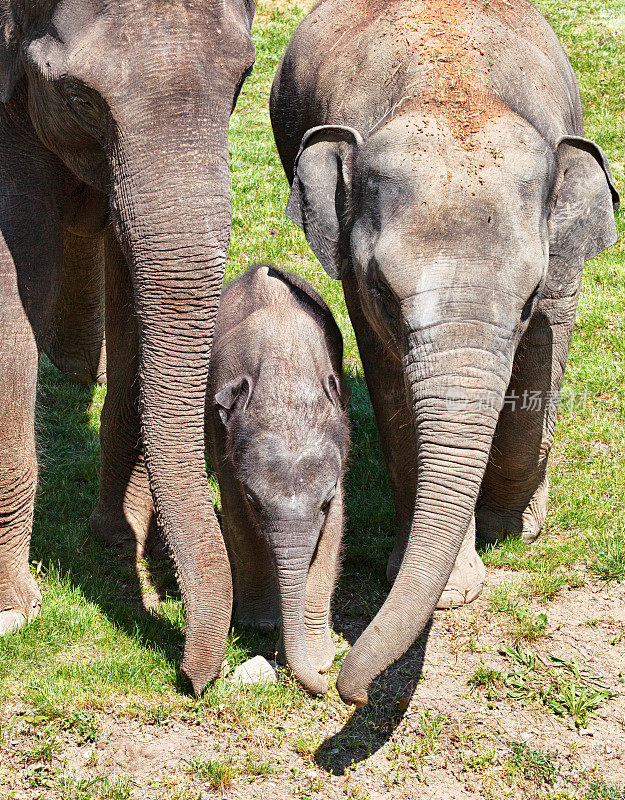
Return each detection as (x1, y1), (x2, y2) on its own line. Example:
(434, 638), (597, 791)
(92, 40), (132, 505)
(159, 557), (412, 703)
(0, 610), (28, 635)
(47, 344), (107, 386)
(234, 609), (280, 632)
(233, 591), (280, 632)
(476, 475), (548, 544)
(0, 573), (42, 635)
(436, 517), (485, 610)
(306, 628), (335, 673)
(90, 504), (162, 559)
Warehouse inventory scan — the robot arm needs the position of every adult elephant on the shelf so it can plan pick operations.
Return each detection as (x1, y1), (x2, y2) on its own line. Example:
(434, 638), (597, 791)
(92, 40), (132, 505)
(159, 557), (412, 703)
(270, 0), (619, 705)
(0, 0), (255, 693)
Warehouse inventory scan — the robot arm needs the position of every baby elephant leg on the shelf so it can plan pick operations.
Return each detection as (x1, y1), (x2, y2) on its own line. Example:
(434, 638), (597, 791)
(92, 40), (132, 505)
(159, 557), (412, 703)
(220, 484), (280, 631)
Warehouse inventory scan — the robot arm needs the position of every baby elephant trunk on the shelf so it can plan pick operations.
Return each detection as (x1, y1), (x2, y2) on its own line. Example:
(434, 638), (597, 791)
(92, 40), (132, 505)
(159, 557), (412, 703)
(269, 528), (328, 695)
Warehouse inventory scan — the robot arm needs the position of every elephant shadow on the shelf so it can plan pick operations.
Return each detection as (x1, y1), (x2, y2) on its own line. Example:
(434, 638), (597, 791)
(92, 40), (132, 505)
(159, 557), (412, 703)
(33, 356), (190, 690)
(31, 358), (434, 715)
(316, 619), (432, 775)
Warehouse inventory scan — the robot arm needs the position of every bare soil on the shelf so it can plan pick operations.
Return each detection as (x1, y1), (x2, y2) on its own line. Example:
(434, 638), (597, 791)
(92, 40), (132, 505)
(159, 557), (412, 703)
(2, 566), (623, 799)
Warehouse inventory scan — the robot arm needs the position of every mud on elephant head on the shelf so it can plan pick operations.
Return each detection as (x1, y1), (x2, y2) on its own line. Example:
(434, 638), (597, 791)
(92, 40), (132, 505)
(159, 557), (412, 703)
(0, 0), (255, 691)
(271, 0), (620, 706)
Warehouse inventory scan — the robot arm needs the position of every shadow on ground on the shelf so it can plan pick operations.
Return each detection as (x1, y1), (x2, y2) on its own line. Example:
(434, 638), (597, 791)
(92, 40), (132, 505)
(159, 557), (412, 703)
(315, 619), (432, 775)
(30, 359), (416, 704)
(33, 357), (190, 686)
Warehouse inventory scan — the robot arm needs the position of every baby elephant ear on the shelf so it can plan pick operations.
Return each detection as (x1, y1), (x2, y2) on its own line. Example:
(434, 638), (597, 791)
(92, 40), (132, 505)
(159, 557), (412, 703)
(214, 376), (253, 425)
(0, 6), (23, 102)
(549, 136), (620, 270)
(323, 373), (350, 410)
(287, 124), (364, 280)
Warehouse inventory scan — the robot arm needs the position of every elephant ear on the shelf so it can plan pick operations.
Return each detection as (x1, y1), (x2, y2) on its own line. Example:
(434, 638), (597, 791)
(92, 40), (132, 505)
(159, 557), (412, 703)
(215, 376), (253, 426)
(286, 124), (364, 279)
(0, 2), (23, 102)
(548, 136), (620, 270)
(323, 373), (351, 411)
(242, 0), (255, 30)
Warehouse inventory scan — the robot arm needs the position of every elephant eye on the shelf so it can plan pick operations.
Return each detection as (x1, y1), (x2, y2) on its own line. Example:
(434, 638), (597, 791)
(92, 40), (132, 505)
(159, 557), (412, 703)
(245, 490), (261, 512)
(61, 82), (102, 126)
(375, 277), (399, 322)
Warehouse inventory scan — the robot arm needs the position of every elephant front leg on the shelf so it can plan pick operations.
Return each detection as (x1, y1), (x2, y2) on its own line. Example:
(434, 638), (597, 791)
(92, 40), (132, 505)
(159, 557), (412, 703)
(43, 231), (106, 386)
(0, 188), (65, 633)
(342, 276), (416, 584)
(220, 486), (280, 632)
(0, 328), (42, 635)
(477, 290), (580, 543)
(89, 233), (160, 559)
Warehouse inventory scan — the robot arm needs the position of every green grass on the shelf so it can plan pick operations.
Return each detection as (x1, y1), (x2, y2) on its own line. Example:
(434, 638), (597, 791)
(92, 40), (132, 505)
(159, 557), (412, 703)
(586, 781), (625, 800)
(468, 662), (504, 693)
(0, 0), (624, 796)
(507, 741), (560, 787)
(185, 756), (236, 790)
(498, 644), (615, 727)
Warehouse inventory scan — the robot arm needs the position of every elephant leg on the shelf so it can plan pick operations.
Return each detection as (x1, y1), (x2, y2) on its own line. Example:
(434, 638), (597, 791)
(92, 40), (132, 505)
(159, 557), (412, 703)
(90, 232), (160, 558)
(0, 324), (41, 635)
(43, 231), (106, 385)
(0, 287), (44, 634)
(342, 275), (485, 606)
(477, 288), (581, 543)
(0, 187), (65, 633)
(220, 481), (280, 631)
(303, 481), (344, 673)
(342, 276), (416, 582)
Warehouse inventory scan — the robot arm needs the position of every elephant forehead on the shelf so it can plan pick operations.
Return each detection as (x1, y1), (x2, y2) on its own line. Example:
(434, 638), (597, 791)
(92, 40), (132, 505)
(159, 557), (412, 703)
(238, 432), (341, 493)
(363, 111), (551, 189)
(35, 0), (250, 91)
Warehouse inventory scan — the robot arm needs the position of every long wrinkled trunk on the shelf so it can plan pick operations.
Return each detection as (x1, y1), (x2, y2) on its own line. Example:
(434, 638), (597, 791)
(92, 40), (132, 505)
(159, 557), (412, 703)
(109, 114), (233, 692)
(336, 331), (513, 706)
(271, 533), (328, 695)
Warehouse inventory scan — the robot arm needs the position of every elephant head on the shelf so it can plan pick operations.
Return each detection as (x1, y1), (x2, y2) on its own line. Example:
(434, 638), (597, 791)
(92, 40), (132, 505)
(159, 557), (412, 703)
(0, 0), (255, 691)
(286, 115), (619, 705)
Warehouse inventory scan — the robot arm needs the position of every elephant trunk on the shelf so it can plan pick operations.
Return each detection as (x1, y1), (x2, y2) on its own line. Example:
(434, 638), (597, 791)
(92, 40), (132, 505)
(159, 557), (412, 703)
(109, 118), (233, 692)
(336, 332), (513, 706)
(270, 532), (328, 695)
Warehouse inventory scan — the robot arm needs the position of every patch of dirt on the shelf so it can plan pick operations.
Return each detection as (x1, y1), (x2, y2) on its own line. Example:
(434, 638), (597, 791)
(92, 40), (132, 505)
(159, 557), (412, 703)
(2, 569), (624, 799)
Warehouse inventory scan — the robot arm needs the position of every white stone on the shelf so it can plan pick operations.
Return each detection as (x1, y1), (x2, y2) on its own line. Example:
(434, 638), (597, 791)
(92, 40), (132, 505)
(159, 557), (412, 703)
(231, 656), (277, 686)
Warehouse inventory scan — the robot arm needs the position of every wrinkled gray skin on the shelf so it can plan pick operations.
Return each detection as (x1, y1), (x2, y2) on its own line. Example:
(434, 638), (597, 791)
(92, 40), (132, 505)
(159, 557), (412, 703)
(270, 0), (620, 705)
(0, 0), (255, 692)
(206, 263), (350, 695)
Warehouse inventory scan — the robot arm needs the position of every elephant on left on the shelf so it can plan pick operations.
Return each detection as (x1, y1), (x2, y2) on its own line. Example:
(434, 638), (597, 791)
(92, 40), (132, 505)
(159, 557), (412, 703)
(0, 0), (255, 693)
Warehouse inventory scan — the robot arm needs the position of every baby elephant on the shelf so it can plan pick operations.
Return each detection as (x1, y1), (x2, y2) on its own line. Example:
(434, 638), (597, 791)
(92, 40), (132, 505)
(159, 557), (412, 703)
(206, 263), (350, 694)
